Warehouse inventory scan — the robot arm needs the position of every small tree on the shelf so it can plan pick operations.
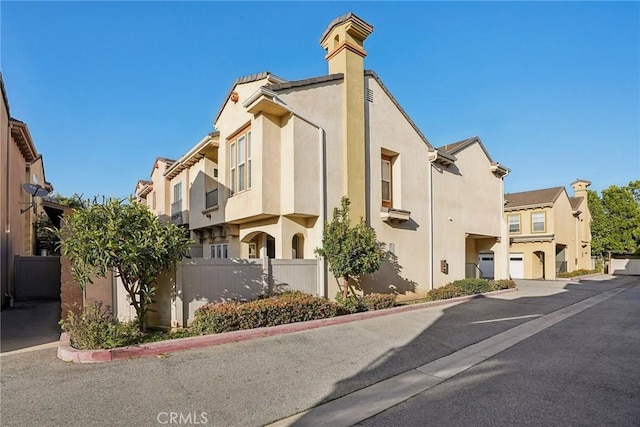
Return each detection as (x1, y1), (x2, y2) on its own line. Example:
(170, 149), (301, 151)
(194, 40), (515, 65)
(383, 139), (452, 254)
(57, 197), (191, 331)
(315, 197), (386, 299)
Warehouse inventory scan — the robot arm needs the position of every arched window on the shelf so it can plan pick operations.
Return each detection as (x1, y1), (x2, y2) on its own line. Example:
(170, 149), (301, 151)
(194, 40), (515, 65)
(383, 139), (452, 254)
(292, 234), (304, 259)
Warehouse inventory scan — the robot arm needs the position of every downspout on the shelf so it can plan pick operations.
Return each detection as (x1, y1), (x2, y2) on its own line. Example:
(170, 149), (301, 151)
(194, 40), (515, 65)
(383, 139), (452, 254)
(427, 151), (437, 291)
(5, 121), (14, 306)
(500, 168), (510, 280)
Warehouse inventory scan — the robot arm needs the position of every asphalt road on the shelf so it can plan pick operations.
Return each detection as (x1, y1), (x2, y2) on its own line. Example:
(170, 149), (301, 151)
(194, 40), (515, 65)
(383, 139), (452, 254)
(358, 278), (640, 426)
(1, 275), (638, 427)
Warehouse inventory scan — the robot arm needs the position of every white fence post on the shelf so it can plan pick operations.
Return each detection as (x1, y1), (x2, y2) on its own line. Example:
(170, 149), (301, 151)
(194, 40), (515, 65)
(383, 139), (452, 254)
(172, 263), (184, 328)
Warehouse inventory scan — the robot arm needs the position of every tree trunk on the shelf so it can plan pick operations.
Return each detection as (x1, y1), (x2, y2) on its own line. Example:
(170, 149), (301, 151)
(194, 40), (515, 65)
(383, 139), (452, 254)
(139, 299), (146, 333)
(343, 275), (349, 300)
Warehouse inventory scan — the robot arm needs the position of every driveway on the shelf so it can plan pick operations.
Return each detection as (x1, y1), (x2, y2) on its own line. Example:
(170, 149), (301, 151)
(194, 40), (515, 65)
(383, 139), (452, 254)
(1, 275), (638, 426)
(0, 300), (61, 354)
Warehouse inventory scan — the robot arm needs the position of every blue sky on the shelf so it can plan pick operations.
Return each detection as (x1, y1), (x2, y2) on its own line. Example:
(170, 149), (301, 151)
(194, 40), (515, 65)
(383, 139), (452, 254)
(2, 1), (638, 199)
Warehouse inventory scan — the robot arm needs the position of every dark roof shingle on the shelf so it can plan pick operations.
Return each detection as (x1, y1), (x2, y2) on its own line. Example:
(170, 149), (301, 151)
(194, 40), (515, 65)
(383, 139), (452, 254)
(505, 187), (565, 209)
(569, 196), (583, 211)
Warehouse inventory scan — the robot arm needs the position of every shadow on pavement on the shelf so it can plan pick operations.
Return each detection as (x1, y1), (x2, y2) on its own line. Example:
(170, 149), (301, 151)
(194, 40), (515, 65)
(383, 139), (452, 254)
(1, 300), (61, 353)
(289, 275), (637, 426)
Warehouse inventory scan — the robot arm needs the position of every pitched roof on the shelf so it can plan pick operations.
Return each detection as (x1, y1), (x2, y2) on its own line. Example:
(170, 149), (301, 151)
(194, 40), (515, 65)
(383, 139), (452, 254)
(213, 71), (286, 126)
(267, 73), (343, 92)
(365, 70), (433, 149)
(438, 136), (494, 162)
(10, 118), (38, 163)
(149, 157), (176, 178)
(505, 187), (565, 209)
(569, 196), (583, 211)
(0, 72), (9, 115)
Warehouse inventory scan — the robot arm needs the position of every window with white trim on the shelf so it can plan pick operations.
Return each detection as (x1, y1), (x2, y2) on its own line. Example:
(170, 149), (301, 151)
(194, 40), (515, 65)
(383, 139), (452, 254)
(229, 127), (252, 196)
(210, 243), (229, 259)
(174, 182), (182, 203)
(531, 212), (546, 233)
(381, 154), (392, 208)
(508, 214), (520, 233)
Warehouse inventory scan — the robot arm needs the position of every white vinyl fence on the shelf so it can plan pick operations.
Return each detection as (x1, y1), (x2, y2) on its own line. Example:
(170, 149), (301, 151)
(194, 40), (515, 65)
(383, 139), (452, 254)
(115, 258), (320, 328)
(610, 256), (640, 276)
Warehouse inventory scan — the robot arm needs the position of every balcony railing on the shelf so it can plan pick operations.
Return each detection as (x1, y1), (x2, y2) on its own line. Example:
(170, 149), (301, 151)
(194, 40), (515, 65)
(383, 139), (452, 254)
(171, 200), (182, 224)
(205, 188), (218, 209)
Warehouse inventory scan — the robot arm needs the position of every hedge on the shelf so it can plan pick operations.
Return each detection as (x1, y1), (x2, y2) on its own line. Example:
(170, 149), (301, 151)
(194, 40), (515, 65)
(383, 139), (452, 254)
(191, 291), (340, 334)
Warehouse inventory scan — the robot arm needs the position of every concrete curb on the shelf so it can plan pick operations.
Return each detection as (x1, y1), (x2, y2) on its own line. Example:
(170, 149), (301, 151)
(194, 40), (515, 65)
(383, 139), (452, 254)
(57, 288), (518, 363)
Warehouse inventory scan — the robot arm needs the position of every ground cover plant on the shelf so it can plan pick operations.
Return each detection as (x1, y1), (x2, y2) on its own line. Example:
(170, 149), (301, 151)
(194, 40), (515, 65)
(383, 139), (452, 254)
(557, 269), (600, 278)
(425, 278), (516, 301)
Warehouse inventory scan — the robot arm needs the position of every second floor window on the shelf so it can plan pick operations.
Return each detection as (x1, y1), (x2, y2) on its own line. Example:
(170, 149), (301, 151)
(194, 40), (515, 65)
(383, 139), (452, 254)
(508, 214), (520, 233)
(532, 212), (546, 233)
(381, 154), (392, 208)
(174, 182), (182, 203)
(230, 127), (252, 196)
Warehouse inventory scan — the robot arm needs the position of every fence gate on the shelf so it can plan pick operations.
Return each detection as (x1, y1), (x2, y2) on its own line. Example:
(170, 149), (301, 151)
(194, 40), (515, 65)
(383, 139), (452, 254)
(13, 256), (61, 300)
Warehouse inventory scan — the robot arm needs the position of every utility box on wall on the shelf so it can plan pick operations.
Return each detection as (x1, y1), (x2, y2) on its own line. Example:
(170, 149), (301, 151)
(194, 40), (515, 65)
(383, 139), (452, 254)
(441, 260), (448, 274)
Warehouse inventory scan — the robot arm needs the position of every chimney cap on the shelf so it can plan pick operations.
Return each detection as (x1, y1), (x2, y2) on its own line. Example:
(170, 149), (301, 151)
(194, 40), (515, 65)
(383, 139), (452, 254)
(571, 179), (592, 188)
(320, 12), (374, 46)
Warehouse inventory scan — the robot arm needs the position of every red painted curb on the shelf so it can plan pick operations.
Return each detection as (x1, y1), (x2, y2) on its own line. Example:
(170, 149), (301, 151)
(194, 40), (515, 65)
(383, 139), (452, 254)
(58, 287), (518, 363)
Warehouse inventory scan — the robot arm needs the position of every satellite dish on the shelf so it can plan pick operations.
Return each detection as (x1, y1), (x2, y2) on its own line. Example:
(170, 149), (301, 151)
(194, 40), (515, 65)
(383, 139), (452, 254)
(23, 183), (50, 198)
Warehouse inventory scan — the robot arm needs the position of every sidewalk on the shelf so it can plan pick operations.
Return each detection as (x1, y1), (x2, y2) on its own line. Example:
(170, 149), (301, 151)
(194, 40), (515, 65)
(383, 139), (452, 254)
(0, 300), (61, 355)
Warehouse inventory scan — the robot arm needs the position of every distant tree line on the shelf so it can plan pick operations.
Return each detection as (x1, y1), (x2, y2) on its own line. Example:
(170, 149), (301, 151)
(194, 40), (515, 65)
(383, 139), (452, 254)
(588, 180), (640, 257)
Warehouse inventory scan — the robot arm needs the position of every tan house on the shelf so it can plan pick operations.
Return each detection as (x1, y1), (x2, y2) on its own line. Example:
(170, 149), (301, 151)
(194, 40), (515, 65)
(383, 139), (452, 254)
(135, 13), (510, 300)
(134, 157), (176, 223)
(1, 74), (54, 307)
(504, 180), (592, 280)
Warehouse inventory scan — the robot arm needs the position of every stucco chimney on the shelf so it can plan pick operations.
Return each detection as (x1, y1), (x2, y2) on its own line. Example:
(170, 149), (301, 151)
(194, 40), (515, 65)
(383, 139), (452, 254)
(571, 179), (591, 199)
(320, 13), (373, 221)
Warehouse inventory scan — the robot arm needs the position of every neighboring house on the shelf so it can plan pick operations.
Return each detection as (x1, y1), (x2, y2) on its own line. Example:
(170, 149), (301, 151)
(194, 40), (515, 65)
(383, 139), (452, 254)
(504, 179), (592, 280)
(135, 13), (510, 300)
(1, 73), (54, 307)
(134, 157), (176, 223)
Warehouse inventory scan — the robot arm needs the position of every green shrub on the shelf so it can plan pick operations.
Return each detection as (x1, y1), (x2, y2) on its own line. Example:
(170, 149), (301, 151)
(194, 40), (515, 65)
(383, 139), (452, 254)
(426, 284), (467, 301)
(557, 269), (599, 278)
(491, 279), (517, 290)
(60, 302), (141, 350)
(362, 293), (397, 311)
(451, 278), (494, 294)
(334, 292), (368, 314)
(191, 291), (340, 335)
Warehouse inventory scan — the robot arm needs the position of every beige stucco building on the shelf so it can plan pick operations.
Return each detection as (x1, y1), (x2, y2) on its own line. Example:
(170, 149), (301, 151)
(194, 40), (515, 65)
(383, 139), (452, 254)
(1, 74), (54, 307)
(135, 157), (176, 224)
(504, 180), (592, 280)
(135, 13), (510, 300)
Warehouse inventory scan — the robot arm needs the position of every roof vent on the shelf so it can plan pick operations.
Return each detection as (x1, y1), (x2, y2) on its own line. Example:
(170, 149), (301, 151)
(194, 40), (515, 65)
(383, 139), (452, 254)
(366, 88), (374, 102)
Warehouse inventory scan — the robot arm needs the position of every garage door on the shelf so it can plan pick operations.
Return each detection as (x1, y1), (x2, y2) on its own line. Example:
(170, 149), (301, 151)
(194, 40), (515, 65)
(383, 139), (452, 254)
(509, 254), (524, 279)
(478, 253), (494, 278)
